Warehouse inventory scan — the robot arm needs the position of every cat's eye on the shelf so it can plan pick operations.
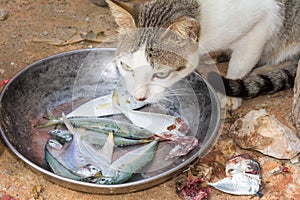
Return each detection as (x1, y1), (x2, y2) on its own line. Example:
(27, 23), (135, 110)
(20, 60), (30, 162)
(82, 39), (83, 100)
(154, 70), (171, 79)
(120, 61), (133, 71)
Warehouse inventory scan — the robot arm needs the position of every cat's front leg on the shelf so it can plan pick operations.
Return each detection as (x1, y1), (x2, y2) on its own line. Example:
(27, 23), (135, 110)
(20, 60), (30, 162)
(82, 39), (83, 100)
(224, 16), (273, 110)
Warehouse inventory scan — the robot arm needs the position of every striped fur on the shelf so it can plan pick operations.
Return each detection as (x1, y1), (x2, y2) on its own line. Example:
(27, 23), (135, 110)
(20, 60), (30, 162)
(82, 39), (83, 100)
(208, 60), (298, 99)
(108, 0), (300, 101)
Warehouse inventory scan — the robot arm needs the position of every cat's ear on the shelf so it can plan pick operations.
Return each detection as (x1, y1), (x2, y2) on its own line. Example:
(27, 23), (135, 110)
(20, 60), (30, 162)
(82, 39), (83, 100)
(106, 0), (137, 33)
(166, 17), (200, 43)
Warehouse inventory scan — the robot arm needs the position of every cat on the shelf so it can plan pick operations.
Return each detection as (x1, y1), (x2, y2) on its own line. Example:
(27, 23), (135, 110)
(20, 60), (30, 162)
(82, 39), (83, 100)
(106, 0), (300, 108)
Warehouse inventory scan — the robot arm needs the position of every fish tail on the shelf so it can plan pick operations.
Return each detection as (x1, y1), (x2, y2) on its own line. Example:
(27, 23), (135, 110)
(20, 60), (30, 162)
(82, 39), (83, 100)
(34, 118), (63, 129)
(34, 109), (63, 128)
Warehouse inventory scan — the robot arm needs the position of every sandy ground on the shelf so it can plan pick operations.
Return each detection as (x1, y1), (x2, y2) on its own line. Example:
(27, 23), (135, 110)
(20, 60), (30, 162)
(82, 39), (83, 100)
(0, 1), (300, 199)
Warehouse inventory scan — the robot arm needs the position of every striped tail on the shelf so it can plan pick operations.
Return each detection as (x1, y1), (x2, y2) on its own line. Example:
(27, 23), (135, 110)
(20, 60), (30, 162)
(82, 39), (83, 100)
(207, 64), (297, 99)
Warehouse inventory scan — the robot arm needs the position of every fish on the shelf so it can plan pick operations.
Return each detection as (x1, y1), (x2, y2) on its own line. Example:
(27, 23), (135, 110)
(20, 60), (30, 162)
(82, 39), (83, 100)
(112, 90), (197, 159)
(45, 147), (84, 181)
(48, 129), (73, 145)
(66, 89), (145, 118)
(49, 129), (153, 147)
(46, 113), (114, 178)
(37, 116), (155, 139)
(88, 139), (159, 185)
(112, 90), (189, 135)
(208, 173), (261, 196)
(46, 113), (158, 184)
(207, 154), (263, 197)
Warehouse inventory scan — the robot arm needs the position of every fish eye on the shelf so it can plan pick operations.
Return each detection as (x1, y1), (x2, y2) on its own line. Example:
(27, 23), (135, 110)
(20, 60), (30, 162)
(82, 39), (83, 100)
(154, 70), (171, 79)
(120, 61), (133, 72)
(47, 140), (63, 150)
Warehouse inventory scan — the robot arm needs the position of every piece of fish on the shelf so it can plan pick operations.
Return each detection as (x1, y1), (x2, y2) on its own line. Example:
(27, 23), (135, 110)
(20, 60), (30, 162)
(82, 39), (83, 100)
(207, 154), (263, 197)
(49, 129), (153, 147)
(89, 139), (159, 185)
(66, 89), (145, 118)
(112, 90), (197, 159)
(45, 147), (83, 181)
(37, 117), (155, 139)
(47, 114), (158, 184)
(208, 173), (261, 196)
(112, 90), (189, 135)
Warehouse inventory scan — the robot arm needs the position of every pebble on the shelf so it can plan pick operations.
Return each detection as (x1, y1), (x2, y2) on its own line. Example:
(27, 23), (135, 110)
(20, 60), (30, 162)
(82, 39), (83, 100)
(0, 8), (8, 21)
(41, 31), (49, 36)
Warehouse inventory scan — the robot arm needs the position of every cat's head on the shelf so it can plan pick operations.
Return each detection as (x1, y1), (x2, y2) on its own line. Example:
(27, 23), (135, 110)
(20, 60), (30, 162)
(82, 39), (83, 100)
(107, 0), (201, 103)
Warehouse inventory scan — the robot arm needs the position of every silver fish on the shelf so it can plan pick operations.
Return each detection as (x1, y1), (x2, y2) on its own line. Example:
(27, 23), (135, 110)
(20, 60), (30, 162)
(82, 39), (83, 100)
(207, 154), (263, 197)
(112, 90), (197, 159)
(37, 117), (155, 139)
(208, 173), (261, 196)
(49, 129), (153, 147)
(45, 147), (83, 181)
(46, 113), (114, 178)
(66, 89), (145, 118)
(112, 90), (189, 135)
(91, 139), (159, 185)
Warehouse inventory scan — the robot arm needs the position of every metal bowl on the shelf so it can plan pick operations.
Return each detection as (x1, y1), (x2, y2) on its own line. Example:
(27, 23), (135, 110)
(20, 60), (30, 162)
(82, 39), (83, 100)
(0, 48), (221, 194)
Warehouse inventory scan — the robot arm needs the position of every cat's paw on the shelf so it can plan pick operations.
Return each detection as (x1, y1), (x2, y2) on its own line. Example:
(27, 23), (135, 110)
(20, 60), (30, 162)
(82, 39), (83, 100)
(216, 91), (242, 110)
(226, 96), (242, 110)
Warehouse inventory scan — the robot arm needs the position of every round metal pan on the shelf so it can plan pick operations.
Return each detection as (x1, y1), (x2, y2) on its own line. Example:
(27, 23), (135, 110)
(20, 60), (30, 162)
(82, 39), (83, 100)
(0, 48), (221, 194)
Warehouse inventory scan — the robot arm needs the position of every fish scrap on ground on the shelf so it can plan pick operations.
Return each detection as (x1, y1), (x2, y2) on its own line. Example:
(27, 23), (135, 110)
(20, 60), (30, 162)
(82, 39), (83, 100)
(230, 109), (300, 160)
(37, 90), (198, 184)
(176, 154), (263, 200)
(207, 154), (263, 197)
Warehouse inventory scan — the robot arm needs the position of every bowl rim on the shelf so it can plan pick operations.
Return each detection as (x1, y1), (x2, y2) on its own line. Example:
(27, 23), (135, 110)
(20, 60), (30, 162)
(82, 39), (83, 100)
(0, 48), (221, 194)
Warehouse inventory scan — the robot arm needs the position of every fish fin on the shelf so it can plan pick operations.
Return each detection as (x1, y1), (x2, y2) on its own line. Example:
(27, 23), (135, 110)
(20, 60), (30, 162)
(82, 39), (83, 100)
(45, 109), (56, 120)
(100, 131), (114, 165)
(111, 89), (132, 119)
(112, 89), (121, 106)
(61, 113), (77, 136)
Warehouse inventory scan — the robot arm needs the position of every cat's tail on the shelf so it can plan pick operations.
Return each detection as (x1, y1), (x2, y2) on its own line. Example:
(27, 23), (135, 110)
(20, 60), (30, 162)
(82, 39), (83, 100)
(207, 61), (298, 99)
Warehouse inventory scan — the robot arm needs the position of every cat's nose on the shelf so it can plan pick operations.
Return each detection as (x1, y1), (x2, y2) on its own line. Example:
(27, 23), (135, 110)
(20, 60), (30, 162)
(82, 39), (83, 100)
(137, 97), (147, 101)
(134, 93), (147, 101)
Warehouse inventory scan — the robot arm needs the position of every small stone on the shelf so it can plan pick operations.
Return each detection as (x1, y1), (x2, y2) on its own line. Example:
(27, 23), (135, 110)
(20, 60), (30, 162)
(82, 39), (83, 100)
(41, 31), (49, 36)
(0, 8), (8, 21)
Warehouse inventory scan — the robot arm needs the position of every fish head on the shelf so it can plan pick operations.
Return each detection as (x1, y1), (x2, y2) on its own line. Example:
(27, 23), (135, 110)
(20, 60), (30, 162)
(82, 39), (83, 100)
(48, 130), (73, 145)
(77, 164), (102, 178)
(46, 139), (64, 151)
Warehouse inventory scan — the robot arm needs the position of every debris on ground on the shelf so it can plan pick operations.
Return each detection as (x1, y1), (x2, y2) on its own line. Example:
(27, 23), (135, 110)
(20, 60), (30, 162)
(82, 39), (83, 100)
(292, 60), (300, 137)
(230, 109), (300, 160)
(0, 8), (8, 21)
(0, 192), (17, 200)
(32, 30), (114, 46)
(176, 165), (212, 200)
(32, 185), (43, 200)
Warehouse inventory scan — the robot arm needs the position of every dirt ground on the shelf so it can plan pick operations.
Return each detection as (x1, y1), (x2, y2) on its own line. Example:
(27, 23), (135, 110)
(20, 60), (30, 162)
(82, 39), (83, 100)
(0, 1), (300, 199)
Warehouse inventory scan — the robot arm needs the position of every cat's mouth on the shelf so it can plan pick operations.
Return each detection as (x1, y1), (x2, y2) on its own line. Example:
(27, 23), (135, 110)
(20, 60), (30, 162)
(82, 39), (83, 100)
(129, 84), (167, 104)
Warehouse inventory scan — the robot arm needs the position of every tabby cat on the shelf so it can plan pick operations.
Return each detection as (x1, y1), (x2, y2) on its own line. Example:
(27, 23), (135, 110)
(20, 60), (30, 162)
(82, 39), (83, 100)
(106, 0), (300, 107)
